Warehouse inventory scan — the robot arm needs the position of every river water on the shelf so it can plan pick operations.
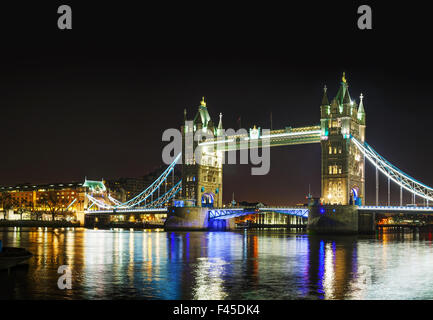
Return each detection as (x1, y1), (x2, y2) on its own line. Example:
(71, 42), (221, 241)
(1, 227), (433, 300)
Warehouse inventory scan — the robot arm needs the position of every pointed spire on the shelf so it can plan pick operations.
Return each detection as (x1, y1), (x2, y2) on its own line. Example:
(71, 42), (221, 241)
(357, 93), (366, 123)
(194, 109), (203, 126)
(321, 85), (329, 105)
(358, 93), (365, 113)
(194, 96), (211, 128)
(341, 72), (351, 104)
(200, 96), (206, 107)
(335, 72), (349, 104)
(212, 112), (223, 137)
(343, 86), (351, 104)
(184, 108), (187, 121)
(207, 119), (214, 129)
(216, 112), (223, 136)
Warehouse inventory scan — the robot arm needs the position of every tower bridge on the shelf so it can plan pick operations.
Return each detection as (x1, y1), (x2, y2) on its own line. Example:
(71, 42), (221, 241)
(85, 73), (433, 234)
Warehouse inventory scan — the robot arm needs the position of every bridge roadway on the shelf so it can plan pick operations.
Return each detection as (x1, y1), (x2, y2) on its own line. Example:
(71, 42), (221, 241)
(85, 208), (168, 215)
(85, 205), (433, 219)
(358, 205), (433, 214)
(206, 205), (433, 219)
(198, 125), (321, 150)
(208, 207), (309, 220)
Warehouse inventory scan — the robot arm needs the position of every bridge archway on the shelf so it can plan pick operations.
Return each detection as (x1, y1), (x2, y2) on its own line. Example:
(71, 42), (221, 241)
(201, 192), (215, 208)
(350, 186), (360, 205)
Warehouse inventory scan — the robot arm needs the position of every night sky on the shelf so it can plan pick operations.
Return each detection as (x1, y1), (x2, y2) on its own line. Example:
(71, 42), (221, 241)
(1, 2), (432, 205)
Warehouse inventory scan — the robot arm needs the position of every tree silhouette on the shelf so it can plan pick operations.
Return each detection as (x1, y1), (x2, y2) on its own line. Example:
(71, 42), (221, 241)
(37, 191), (69, 221)
(0, 193), (13, 220)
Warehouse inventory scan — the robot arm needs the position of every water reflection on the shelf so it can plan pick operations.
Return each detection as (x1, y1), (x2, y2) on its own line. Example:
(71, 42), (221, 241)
(1, 228), (433, 299)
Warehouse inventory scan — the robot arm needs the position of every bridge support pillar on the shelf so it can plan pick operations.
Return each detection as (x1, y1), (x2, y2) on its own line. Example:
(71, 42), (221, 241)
(165, 207), (210, 230)
(164, 207), (235, 231)
(307, 204), (376, 234)
(358, 211), (376, 234)
(208, 218), (235, 231)
(307, 204), (358, 234)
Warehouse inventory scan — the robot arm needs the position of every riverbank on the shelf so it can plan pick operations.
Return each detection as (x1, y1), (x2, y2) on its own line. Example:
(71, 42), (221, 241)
(0, 220), (80, 228)
(85, 222), (165, 229)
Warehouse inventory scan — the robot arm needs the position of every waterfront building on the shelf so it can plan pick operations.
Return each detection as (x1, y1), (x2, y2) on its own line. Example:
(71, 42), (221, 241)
(0, 181), (87, 222)
(0, 168), (180, 225)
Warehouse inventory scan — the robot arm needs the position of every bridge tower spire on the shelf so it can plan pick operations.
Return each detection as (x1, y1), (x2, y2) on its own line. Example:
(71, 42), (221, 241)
(320, 73), (366, 205)
(216, 112), (224, 136)
(358, 93), (366, 124)
(321, 85), (329, 106)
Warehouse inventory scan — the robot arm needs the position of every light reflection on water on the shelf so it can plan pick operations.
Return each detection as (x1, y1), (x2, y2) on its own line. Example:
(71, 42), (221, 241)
(1, 227), (433, 299)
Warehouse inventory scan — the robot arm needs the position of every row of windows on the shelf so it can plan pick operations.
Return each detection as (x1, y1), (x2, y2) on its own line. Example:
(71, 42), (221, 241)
(329, 165), (342, 175)
(6, 191), (76, 197)
(184, 187), (196, 198)
(186, 175), (220, 183)
(329, 120), (340, 128)
(328, 146), (342, 154)
(202, 176), (217, 183)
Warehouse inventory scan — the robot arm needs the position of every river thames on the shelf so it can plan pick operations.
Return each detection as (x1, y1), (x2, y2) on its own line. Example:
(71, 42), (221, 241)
(1, 227), (433, 300)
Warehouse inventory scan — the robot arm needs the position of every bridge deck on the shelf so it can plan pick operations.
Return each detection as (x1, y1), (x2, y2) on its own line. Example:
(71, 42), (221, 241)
(209, 207), (309, 220)
(359, 206), (433, 214)
(85, 208), (168, 215)
(199, 125), (321, 151)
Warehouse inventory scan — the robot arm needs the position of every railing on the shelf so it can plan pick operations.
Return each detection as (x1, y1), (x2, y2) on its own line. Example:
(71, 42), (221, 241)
(85, 208), (168, 214)
(208, 206), (309, 219)
(359, 205), (433, 213)
(351, 136), (433, 202)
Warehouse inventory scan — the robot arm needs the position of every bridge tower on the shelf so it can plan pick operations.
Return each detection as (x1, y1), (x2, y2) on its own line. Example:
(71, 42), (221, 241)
(181, 97), (223, 208)
(320, 73), (366, 205)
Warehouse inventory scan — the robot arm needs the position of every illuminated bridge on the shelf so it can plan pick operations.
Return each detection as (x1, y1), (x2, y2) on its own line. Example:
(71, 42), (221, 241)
(84, 74), (433, 232)
(208, 207), (309, 220)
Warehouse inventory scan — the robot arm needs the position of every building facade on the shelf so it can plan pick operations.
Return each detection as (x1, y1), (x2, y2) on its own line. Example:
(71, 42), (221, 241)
(0, 182), (87, 221)
(320, 73), (366, 205)
(181, 97), (224, 208)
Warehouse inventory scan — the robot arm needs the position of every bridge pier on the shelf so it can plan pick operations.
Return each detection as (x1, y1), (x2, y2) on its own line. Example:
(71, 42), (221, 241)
(307, 204), (357, 234)
(208, 218), (235, 231)
(164, 207), (235, 231)
(307, 204), (375, 234)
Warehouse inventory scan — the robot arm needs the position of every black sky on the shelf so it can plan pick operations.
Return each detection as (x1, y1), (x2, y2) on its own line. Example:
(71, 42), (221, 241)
(1, 1), (433, 205)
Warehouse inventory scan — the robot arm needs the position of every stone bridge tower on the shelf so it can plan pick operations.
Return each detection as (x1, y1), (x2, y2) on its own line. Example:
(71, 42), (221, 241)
(320, 73), (366, 205)
(181, 97), (223, 208)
